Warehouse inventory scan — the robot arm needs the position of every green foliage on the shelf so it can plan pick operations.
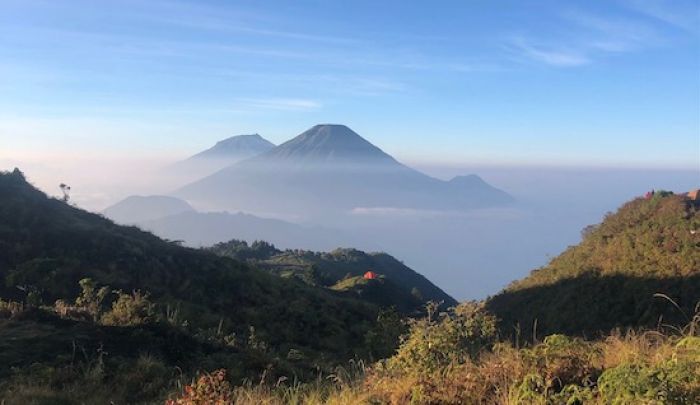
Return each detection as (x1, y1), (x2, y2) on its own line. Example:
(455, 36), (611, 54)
(75, 278), (109, 322)
(488, 193), (700, 338)
(101, 290), (156, 326)
(331, 275), (423, 313)
(596, 337), (700, 404)
(2, 170), (698, 403)
(597, 359), (698, 404)
(388, 301), (498, 374)
(209, 241), (457, 312)
(0, 170), (383, 373)
(519, 334), (600, 394)
(363, 308), (407, 360)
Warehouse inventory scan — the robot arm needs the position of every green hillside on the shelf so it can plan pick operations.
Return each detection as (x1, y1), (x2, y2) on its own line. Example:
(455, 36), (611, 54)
(329, 275), (423, 313)
(0, 169), (406, 401)
(208, 240), (457, 312)
(487, 191), (700, 338)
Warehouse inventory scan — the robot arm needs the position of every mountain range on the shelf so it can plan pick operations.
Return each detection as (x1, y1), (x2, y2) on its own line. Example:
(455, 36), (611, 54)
(174, 124), (513, 218)
(102, 195), (373, 250)
(2, 167), (698, 403)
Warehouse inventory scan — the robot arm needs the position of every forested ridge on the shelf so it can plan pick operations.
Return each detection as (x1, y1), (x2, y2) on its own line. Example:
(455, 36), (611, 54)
(208, 240), (456, 313)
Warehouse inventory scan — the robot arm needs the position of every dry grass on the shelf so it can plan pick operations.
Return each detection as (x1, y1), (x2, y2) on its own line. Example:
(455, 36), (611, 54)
(167, 326), (698, 404)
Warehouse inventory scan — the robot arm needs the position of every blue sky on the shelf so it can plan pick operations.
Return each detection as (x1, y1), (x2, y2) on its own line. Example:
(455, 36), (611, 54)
(1, 0), (699, 168)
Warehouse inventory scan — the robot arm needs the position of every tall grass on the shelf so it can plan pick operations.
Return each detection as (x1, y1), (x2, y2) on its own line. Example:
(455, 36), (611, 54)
(166, 310), (699, 404)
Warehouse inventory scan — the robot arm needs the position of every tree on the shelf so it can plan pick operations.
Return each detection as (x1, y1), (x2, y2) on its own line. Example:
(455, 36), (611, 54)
(59, 183), (71, 202)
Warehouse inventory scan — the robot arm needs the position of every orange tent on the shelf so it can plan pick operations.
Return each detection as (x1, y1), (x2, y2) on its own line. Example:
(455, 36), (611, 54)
(363, 271), (378, 280)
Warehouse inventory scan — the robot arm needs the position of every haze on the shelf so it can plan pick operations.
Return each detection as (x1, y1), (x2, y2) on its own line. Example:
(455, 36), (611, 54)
(1, 0), (698, 300)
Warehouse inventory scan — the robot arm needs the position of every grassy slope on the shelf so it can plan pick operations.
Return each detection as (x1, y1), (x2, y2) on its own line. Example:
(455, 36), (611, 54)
(330, 275), (423, 313)
(209, 241), (457, 311)
(487, 193), (700, 338)
(0, 169), (380, 365)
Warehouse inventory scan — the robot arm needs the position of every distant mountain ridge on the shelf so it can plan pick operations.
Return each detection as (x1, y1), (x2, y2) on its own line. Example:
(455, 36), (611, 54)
(138, 210), (366, 250)
(102, 195), (194, 223)
(167, 134), (275, 180)
(189, 134), (275, 160)
(101, 194), (372, 250)
(175, 124), (513, 217)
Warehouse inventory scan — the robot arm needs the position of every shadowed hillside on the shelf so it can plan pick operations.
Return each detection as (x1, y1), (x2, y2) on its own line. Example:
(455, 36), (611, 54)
(488, 192), (700, 338)
(0, 169), (389, 369)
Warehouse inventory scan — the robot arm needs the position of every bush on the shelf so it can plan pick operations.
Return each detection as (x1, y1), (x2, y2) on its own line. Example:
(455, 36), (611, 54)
(0, 299), (24, 319)
(520, 334), (600, 392)
(166, 369), (233, 404)
(388, 301), (497, 374)
(101, 290), (156, 326)
(598, 348), (700, 404)
(75, 278), (109, 322)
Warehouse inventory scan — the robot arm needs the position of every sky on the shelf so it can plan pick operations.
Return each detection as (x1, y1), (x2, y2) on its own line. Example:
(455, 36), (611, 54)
(1, 0), (699, 168)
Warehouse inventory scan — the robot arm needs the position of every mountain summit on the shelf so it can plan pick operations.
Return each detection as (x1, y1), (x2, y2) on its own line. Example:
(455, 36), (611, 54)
(261, 124), (397, 165)
(191, 134), (275, 160)
(167, 134), (275, 180)
(174, 124), (513, 217)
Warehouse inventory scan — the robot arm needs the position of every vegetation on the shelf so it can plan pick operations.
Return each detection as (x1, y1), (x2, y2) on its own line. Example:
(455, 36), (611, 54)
(0, 169), (394, 402)
(488, 192), (700, 338)
(163, 304), (700, 405)
(209, 240), (456, 312)
(0, 168), (698, 403)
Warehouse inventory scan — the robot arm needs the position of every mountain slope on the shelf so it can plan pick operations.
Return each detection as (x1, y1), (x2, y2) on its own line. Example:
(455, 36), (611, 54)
(167, 134), (275, 180)
(0, 169), (382, 362)
(136, 210), (366, 250)
(209, 240), (457, 311)
(102, 195), (194, 223)
(487, 192), (700, 338)
(175, 124), (512, 217)
(260, 124), (397, 165)
(189, 134), (275, 161)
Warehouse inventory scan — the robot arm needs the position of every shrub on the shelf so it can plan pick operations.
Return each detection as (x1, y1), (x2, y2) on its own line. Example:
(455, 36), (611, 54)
(521, 334), (600, 392)
(166, 369), (233, 404)
(388, 301), (497, 374)
(53, 299), (91, 321)
(75, 278), (109, 322)
(598, 354), (700, 404)
(0, 299), (24, 319)
(101, 290), (156, 326)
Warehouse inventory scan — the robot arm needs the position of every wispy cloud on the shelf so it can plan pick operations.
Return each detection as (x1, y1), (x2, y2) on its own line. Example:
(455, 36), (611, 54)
(506, 8), (666, 68)
(506, 36), (591, 67)
(623, 0), (700, 33)
(233, 98), (322, 112)
(565, 10), (660, 53)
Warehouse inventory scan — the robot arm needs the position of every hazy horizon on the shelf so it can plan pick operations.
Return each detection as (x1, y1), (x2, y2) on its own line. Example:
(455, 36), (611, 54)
(2, 157), (697, 300)
(1, 0), (699, 301)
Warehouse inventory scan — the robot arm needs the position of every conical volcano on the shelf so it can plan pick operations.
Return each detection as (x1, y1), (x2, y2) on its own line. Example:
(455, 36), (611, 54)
(174, 124), (512, 217)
